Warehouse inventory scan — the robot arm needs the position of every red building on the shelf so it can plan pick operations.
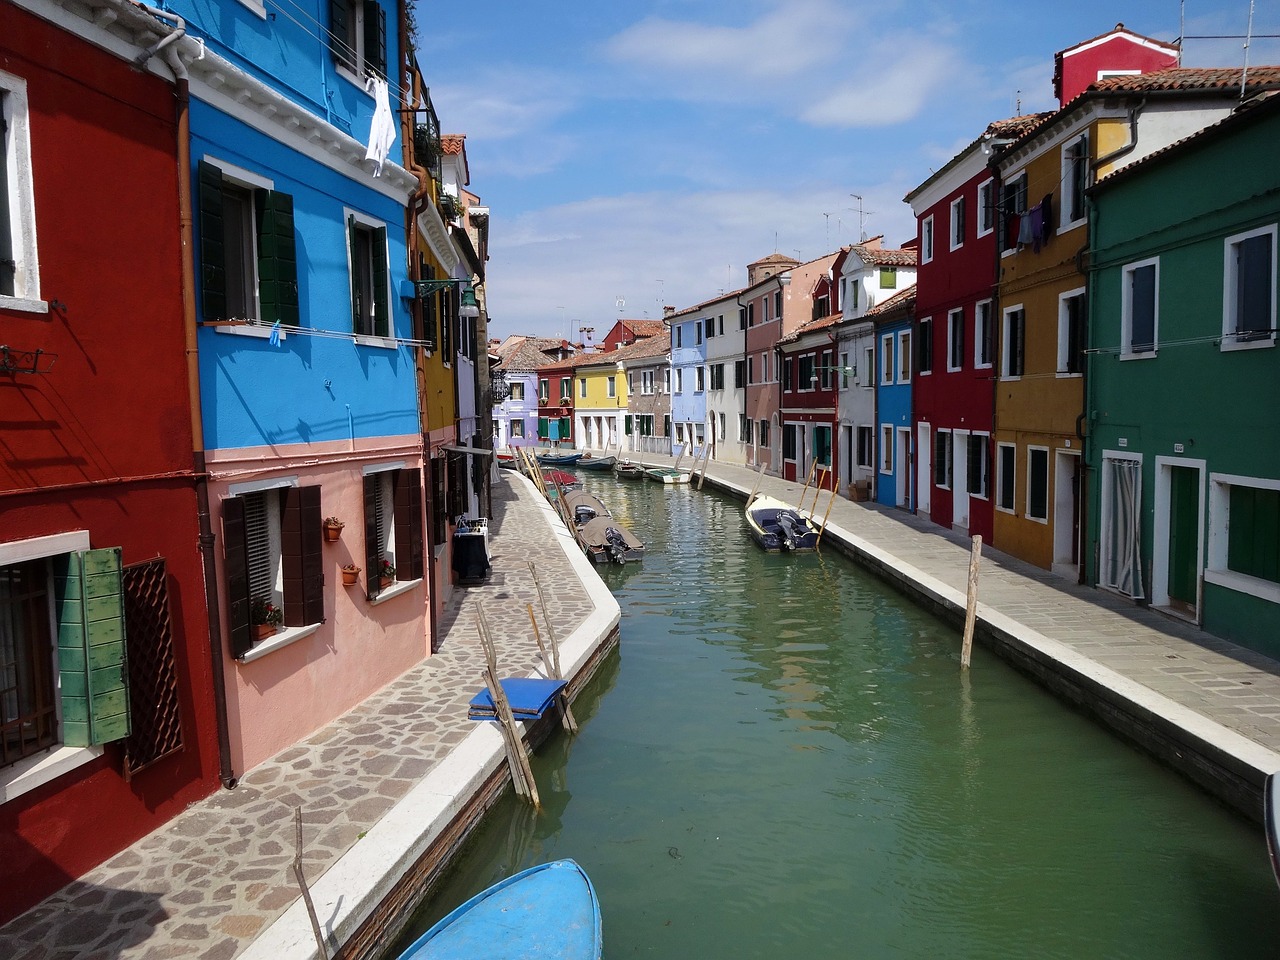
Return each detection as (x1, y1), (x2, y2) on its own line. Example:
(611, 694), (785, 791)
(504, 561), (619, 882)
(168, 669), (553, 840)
(1054, 24), (1179, 105)
(904, 114), (1047, 542)
(0, 4), (221, 922)
(778, 314), (841, 487)
(536, 358), (577, 445)
(743, 254), (799, 469)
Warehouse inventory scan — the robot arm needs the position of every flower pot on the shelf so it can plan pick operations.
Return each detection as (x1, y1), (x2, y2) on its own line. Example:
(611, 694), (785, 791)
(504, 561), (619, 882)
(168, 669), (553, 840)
(380, 576), (393, 588)
(342, 567), (360, 586)
(323, 523), (344, 542)
(253, 623), (278, 641)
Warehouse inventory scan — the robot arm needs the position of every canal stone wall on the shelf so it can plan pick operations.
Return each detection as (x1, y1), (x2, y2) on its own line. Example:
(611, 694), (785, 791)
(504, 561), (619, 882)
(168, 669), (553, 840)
(695, 463), (1280, 824)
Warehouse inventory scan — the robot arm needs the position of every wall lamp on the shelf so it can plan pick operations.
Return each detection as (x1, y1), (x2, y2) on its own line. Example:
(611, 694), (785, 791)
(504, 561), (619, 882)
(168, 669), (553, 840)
(400, 278), (481, 318)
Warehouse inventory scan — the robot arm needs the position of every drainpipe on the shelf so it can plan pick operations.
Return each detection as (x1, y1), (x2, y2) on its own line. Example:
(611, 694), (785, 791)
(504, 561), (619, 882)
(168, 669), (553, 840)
(1092, 100), (1145, 174)
(137, 6), (238, 789)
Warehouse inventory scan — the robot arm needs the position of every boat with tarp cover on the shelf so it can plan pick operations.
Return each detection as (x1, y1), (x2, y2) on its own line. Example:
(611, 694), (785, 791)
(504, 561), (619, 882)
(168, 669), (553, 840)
(744, 493), (820, 552)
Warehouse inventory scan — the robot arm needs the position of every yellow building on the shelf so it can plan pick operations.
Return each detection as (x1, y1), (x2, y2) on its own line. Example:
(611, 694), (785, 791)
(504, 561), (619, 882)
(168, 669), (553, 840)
(571, 352), (630, 451)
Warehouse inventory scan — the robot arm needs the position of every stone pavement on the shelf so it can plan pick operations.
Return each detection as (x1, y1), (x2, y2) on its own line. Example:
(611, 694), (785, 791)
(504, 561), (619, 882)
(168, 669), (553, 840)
(0, 471), (616, 960)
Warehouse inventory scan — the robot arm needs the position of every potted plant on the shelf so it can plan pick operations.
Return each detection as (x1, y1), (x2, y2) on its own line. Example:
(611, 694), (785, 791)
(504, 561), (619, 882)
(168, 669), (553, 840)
(250, 597), (283, 640)
(341, 563), (361, 586)
(379, 558), (396, 588)
(323, 516), (345, 542)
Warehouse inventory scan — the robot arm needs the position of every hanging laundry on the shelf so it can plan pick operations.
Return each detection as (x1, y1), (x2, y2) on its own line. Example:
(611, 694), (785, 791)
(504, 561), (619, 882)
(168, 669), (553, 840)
(1018, 208), (1036, 247)
(1039, 193), (1054, 245)
(1027, 203), (1045, 252)
(364, 76), (396, 176)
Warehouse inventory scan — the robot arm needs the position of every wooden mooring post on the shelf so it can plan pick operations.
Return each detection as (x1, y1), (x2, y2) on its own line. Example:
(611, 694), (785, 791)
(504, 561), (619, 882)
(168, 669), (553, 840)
(529, 562), (579, 732)
(476, 606), (541, 807)
(960, 535), (982, 669)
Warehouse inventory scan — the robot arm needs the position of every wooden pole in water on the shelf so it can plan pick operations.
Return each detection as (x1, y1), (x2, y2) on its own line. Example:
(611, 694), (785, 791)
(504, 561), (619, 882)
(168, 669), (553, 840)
(477, 608), (540, 805)
(746, 463), (767, 505)
(528, 603), (578, 733)
(814, 485), (838, 547)
(799, 459), (818, 510)
(961, 535), (983, 669)
(292, 807), (330, 960)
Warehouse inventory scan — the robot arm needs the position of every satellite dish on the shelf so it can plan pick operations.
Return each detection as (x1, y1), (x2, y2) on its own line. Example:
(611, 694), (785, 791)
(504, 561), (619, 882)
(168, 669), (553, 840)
(615, 298), (625, 310)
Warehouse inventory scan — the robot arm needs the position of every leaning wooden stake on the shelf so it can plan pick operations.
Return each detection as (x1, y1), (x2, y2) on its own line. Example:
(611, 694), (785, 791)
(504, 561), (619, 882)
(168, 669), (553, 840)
(961, 535), (983, 670)
(292, 807), (330, 960)
(746, 463), (767, 504)
(477, 608), (540, 806)
(529, 562), (580, 732)
(814, 485), (839, 548)
(695, 442), (712, 490)
(799, 459), (818, 510)
(528, 603), (578, 733)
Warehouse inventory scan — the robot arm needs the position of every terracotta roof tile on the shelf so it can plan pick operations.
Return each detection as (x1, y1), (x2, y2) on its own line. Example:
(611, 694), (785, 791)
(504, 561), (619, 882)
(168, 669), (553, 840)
(1088, 65), (1280, 95)
(779, 313), (840, 345)
(619, 319), (666, 338)
(440, 135), (466, 155)
(496, 337), (569, 372)
(865, 284), (917, 318)
(853, 244), (917, 267)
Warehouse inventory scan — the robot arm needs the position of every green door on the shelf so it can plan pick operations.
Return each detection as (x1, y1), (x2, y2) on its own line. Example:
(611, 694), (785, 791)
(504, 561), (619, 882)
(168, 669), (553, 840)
(1167, 466), (1199, 613)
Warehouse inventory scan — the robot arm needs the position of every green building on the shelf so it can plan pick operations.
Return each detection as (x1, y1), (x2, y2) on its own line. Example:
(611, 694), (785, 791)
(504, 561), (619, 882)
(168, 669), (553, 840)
(1085, 93), (1280, 658)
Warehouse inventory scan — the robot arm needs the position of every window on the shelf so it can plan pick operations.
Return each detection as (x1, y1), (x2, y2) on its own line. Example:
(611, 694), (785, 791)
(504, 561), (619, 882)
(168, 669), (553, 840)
(880, 425), (893, 473)
(840, 352), (850, 389)
(509, 382), (525, 401)
(607, 375), (616, 398)
(199, 160), (299, 329)
(849, 280), (860, 310)
(1000, 172), (1027, 253)
(1223, 225), (1276, 346)
(1027, 447), (1049, 522)
(710, 363), (724, 390)
(775, 290), (783, 318)
(759, 419), (770, 448)
(813, 425), (832, 467)
(1122, 259), (1158, 356)
(1, 73), (41, 309)
(641, 370), (654, 395)
(782, 356), (793, 392)
(798, 354), (815, 390)
(222, 484), (325, 655)
(897, 331), (912, 383)
(579, 377), (587, 399)
(696, 322), (703, 345)
(675, 369), (684, 394)
(820, 350), (834, 390)
(674, 326), (682, 348)
(739, 415), (753, 443)
(947, 308), (964, 371)
(1208, 476), (1280, 593)
(921, 216), (935, 263)
(747, 356), (754, 384)
(997, 443), (1016, 511)
(879, 267), (897, 289)
(695, 366), (705, 392)
(747, 302), (756, 327)
(717, 412), (725, 438)
(975, 300), (993, 368)
(1058, 289), (1086, 374)
(560, 377), (572, 400)
(967, 434), (990, 498)
(1002, 306), (1025, 378)
(347, 214), (390, 338)
(510, 419), (524, 438)
(627, 373), (634, 393)
(329, 0), (388, 80)
(977, 179), (995, 237)
(917, 317), (934, 374)
(663, 368), (671, 393)
(880, 335), (894, 384)
(856, 426), (874, 468)
(950, 196), (966, 250)
(733, 360), (746, 388)
(782, 424), (797, 461)
(538, 379), (549, 401)
(762, 352), (771, 383)
(863, 346), (874, 386)
(1062, 133), (1089, 226)
(935, 430), (953, 488)
(739, 307), (748, 330)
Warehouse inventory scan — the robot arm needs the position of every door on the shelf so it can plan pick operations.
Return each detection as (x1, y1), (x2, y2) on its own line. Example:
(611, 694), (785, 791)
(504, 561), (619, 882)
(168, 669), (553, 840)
(1166, 465), (1200, 615)
(896, 428), (911, 508)
(1053, 450), (1081, 576)
(917, 423), (931, 516)
(953, 429), (970, 531)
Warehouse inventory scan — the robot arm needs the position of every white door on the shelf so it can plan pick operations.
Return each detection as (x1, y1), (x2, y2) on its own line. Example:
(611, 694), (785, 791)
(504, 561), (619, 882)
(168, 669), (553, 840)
(896, 428), (911, 508)
(1053, 450), (1081, 577)
(953, 429), (970, 531)
(917, 423), (931, 515)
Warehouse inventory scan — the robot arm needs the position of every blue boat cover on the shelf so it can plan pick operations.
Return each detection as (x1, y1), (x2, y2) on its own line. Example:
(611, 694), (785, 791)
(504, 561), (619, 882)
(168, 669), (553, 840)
(468, 677), (567, 720)
(396, 859), (602, 960)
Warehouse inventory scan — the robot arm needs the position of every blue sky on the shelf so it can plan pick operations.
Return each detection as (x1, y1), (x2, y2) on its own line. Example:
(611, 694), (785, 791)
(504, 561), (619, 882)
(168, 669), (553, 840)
(416, 1), (1280, 343)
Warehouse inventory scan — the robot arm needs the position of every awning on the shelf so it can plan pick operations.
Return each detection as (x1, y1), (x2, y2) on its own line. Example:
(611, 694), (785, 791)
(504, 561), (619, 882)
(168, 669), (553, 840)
(441, 444), (494, 457)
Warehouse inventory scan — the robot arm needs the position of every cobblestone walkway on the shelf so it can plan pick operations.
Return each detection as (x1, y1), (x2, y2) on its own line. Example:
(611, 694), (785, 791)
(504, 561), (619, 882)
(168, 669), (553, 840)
(0, 473), (598, 960)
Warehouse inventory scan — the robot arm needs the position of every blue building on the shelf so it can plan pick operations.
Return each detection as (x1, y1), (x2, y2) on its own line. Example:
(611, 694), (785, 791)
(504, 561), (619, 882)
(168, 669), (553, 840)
(669, 311), (709, 454)
(871, 287), (917, 509)
(168, 0), (431, 772)
(493, 337), (572, 449)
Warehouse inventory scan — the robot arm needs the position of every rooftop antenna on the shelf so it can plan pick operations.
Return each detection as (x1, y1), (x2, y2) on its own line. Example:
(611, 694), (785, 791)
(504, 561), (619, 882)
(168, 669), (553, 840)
(1015, 89), (1022, 114)
(850, 194), (871, 242)
(1241, 0), (1256, 98)
(557, 305), (566, 341)
(823, 212), (830, 248)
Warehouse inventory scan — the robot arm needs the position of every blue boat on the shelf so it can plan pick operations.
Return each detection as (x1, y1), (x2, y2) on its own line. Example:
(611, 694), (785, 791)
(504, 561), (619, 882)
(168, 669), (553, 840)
(536, 451), (584, 466)
(396, 859), (602, 960)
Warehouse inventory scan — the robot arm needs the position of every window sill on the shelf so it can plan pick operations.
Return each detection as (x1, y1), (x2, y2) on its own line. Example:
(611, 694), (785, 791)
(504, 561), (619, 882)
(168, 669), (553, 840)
(1204, 568), (1280, 605)
(370, 578), (421, 606)
(236, 0), (266, 17)
(354, 335), (397, 350)
(238, 622), (321, 664)
(0, 295), (50, 315)
(1055, 371), (1084, 378)
(2, 745), (104, 804)
(1219, 335), (1275, 353)
(1119, 350), (1155, 361)
(214, 322), (282, 341)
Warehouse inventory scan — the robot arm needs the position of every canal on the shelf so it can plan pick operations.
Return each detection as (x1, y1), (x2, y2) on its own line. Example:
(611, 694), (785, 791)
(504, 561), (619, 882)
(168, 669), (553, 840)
(396, 474), (1278, 958)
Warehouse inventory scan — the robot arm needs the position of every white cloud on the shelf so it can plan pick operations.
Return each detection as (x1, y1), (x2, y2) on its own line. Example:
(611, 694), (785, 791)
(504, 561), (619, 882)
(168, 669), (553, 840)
(429, 68), (577, 143)
(801, 41), (965, 128)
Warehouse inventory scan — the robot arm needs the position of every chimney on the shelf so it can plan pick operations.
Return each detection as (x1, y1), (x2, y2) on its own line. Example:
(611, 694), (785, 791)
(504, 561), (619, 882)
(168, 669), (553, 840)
(663, 305), (676, 318)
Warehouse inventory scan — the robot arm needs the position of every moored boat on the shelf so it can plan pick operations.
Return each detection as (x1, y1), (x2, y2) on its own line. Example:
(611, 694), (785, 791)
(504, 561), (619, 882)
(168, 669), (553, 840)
(744, 493), (820, 552)
(613, 460), (647, 481)
(563, 490), (611, 527)
(537, 450), (584, 466)
(577, 454), (618, 471)
(1266, 771), (1280, 890)
(395, 859), (602, 960)
(643, 466), (690, 484)
(542, 469), (582, 493)
(496, 452), (517, 470)
(579, 516), (645, 564)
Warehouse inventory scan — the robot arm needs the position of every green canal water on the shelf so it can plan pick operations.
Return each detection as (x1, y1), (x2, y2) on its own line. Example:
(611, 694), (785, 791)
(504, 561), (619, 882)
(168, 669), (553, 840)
(396, 476), (1278, 958)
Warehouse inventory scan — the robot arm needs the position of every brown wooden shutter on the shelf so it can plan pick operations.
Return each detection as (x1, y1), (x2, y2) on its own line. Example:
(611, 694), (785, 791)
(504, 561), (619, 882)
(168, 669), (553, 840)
(394, 468), (424, 581)
(282, 486), (324, 626)
(221, 497), (252, 658)
(364, 473), (381, 600)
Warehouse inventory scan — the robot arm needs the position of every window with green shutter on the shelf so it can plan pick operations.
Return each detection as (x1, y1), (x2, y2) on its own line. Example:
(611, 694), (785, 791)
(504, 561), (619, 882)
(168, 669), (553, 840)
(55, 548), (130, 747)
(329, 0), (386, 79)
(349, 216), (390, 338)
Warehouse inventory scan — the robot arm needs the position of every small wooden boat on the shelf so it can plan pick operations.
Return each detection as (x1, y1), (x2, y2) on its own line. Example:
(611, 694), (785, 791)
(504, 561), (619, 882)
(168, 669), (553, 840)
(579, 516), (645, 564)
(495, 452), (517, 470)
(644, 466), (690, 484)
(576, 454), (617, 471)
(395, 859), (602, 960)
(537, 451), (584, 466)
(745, 493), (820, 552)
(563, 490), (611, 527)
(1266, 771), (1280, 890)
(613, 460), (646, 481)
(542, 470), (582, 493)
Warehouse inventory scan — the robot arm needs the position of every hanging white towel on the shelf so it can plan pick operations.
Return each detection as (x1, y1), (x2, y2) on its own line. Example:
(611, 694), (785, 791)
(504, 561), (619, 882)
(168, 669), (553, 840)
(364, 76), (396, 176)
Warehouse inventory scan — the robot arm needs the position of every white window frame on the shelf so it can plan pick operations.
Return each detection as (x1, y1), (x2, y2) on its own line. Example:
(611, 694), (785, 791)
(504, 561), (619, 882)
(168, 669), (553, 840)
(996, 442), (1016, 513)
(897, 330), (912, 383)
(1026, 445), (1050, 524)
(1057, 286), (1087, 376)
(921, 215), (935, 263)
(947, 308), (964, 372)
(579, 377), (587, 399)
(1000, 171), (1027, 257)
(1001, 305), (1024, 379)
(968, 432), (991, 500)
(935, 429), (953, 490)
(863, 345), (875, 387)
(606, 375), (616, 398)
(346, 206), (393, 347)
(949, 196), (966, 251)
(974, 299), (993, 369)
(1221, 223), (1277, 351)
(0, 71), (45, 314)
(510, 418), (524, 438)
(332, 0), (383, 88)
(879, 334), (894, 385)
(508, 381), (525, 401)
(1206, 472), (1280, 604)
(204, 158), (278, 339)
(641, 370), (654, 395)
(695, 366), (705, 393)
(977, 178), (995, 238)
(856, 425), (874, 469)
(880, 424), (894, 474)
(1060, 132), (1090, 231)
(1121, 257), (1159, 359)
(675, 368), (684, 394)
